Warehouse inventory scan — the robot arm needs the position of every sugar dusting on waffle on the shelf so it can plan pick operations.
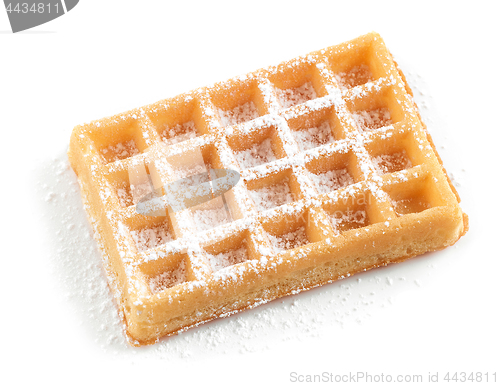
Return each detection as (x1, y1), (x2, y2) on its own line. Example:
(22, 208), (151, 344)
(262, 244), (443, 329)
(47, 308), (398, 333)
(248, 177), (295, 211)
(137, 66), (415, 261)
(292, 121), (335, 151)
(149, 259), (187, 293)
(139, 60), (410, 276)
(276, 82), (317, 109)
(334, 64), (373, 90)
(116, 184), (133, 207)
(130, 49), (427, 284)
(268, 226), (309, 252)
(161, 121), (198, 145)
(206, 242), (249, 272)
(217, 102), (260, 126)
(352, 108), (392, 132)
(191, 206), (233, 232)
(68, 32), (467, 345)
(101, 140), (139, 163)
(309, 168), (354, 194)
(130, 222), (174, 252)
(235, 137), (276, 169)
(42, 151), (450, 356)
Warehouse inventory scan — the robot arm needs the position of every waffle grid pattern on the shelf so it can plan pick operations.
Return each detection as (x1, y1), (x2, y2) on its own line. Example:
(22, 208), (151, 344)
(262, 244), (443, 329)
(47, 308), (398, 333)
(69, 33), (466, 345)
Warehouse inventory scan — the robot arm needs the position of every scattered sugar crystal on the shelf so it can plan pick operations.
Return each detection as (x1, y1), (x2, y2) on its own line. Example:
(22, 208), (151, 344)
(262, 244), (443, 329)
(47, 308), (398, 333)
(149, 260), (186, 293)
(373, 151), (412, 175)
(218, 102), (259, 126)
(309, 168), (354, 194)
(334, 65), (373, 90)
(206, 242), (249, 272)
(101, 140), (139, 163)
(268, 226), (309, 252)
(248, 178), (295, 211)
(292, 121), (335, 151)
(352, 108), (391, 131)
(277, 82), (317, 109)
(131, 222), (174, 251)
(235, 138), (276, 169)
(192, 206), (232, 232)
(161, 121), (198, 145)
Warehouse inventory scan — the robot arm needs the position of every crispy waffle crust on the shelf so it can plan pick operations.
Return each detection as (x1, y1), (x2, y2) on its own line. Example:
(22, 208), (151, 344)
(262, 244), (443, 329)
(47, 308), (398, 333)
(68, 32), (467, 346)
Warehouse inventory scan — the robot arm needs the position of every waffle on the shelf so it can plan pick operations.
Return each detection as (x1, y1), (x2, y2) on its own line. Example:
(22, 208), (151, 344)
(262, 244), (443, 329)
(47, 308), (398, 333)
(68, 32), (468, 346)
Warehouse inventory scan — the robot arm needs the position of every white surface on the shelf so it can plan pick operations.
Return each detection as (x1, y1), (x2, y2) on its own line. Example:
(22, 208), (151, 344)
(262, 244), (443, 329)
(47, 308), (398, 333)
(1, 1), (498, 384)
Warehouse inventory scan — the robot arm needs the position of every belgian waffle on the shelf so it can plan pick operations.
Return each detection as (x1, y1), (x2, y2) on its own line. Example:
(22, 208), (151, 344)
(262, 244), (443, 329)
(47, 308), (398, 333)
(68, 32), (468, 346)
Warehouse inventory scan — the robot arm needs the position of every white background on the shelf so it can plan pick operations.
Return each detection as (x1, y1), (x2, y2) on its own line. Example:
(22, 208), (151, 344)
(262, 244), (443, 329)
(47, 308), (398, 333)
(1, 1), (498, 385)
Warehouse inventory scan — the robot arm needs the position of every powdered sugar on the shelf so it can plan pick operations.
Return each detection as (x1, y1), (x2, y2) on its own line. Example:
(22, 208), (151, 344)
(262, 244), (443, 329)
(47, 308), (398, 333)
(206, 242), (249, 272)
(292, 121), (335, 151)
(248, 178), (295, 211)
(192, 206), (232, 232)
(276, 82), (317, 109)
(173, 163), (210, 192)
(161, 121), (198, 145)
(373, 151), (412, 175)
(268, 226), (309, 252)
(116, 184), (133, 207)
(234, 138), (276, 169)
(174, 162), (208, 178)
(218, 102), (260, 126)
(149, 259), (187, 293)
(131, 181), (155, 204)
(309, 168), (354, 194)
(352, 108), (391, 132)
(334, 65), (373, 90)
(130, 222), (174, 251)
(101, 140), (139, 163)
